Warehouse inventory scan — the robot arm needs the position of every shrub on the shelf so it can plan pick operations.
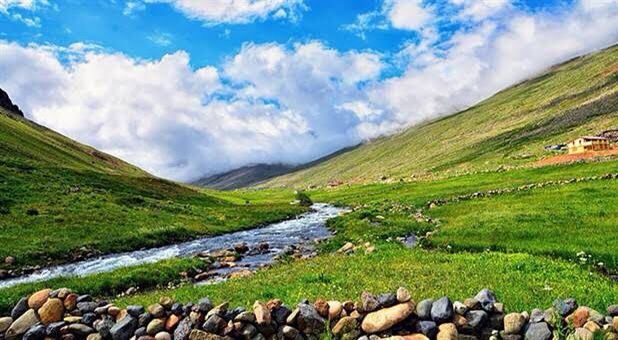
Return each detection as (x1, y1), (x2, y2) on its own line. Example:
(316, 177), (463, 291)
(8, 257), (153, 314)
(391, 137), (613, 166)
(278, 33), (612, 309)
(295, 191), (313, 207)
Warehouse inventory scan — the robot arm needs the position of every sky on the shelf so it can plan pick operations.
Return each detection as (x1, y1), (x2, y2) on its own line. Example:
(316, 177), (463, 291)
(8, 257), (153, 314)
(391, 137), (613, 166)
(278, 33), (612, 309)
(0, 0), (617, 181)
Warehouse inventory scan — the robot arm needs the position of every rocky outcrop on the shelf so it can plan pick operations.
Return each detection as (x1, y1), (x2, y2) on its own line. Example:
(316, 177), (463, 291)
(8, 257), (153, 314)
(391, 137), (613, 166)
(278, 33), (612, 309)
(0, 88), (24, 117)
(1, 287), (617, 340)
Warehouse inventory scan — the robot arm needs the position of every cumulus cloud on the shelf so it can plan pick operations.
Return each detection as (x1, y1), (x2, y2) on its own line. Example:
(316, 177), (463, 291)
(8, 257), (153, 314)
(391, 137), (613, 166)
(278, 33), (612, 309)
(343, 0), (433, 39)
(134, 0), (308, 24)
(0, 0), (47, 26)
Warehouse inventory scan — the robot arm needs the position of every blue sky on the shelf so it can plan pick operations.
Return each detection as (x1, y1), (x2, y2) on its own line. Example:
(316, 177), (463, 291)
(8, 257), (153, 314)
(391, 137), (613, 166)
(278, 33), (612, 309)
(0, 0), (616, 181)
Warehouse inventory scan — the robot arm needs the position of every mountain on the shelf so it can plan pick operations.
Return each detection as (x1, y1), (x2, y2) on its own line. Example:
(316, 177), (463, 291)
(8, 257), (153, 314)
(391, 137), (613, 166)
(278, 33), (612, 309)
(0, 88), (24, 117)
(194, 163), (295, 190)
(262, 44), (618, 188)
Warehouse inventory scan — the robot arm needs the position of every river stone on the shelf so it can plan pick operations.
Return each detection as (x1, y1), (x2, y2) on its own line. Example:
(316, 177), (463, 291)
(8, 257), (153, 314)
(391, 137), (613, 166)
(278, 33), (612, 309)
(6, 309), (39, 339)
(437, 323), (458, 340)
(197, 298), (213, 314)
(46, 321), (67, 338)
(608, 305), (618, 317)
(362, 292), (380, 312)
(378, 293), (398, 308)
(11, 297), (29, 320)
(39, 298), (64, 325)
(147, 304), (165, 318)
(397, 287), (411, 303)
(525, 322), (552, 340)
(28, 288), (51, 310)
(155, 331), (171, 340)
(202, 315), (225, 334)
(453, 302), (467, 315)
(95, 315), (115, 339)
(327, 301), (343, 320)
(127, 305), (145, 317)
(77, 302), (98, 314)
(504, 313), (525, 334)
(431, 297), (454, 324)
(466, 310), (487, 330)
(173, 317), (193, 340)
(64, 294), (78, 311)
(0, 316), (13, 333)
(362, 301), (415, 334)
(253, 301), (271, 326)
(165, 314), (180, 331)
(529, 309), (544, 323)
(417, 320), (438, 338)
(553, 298), (577, 316)
(146, 319), (165, 335)
(416, 299), (433, 320)
(332, 316), (358, 336)
(110, 316), (138, 340)
(64, 323), (96, 337)
(474, 289), (496, 312)
(296, 303), (325, 335)
(573, 328), (593, 340)
(23, 324), (46, 340)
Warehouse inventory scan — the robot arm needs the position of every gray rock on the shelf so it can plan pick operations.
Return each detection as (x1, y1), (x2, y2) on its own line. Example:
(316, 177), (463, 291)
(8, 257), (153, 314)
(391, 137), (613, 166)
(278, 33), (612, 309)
(240, 323), (257, 338)
(64, 324), (95, 337)
(453, 301), (467, 315)
(529, 309), (544, 323)
(23, 324), (46, 340)
(273, 306), (292, 325)
(524, 322), (552, 340)
(552, 298), (577, 316)
(110, 316), (138, 340)
(46, 321), (66, 338)
(127, 305), (145, 317)
(77, 302), (98, 314)
(138, 313), (151, 328)
(466, 310), (488, 330)
(416, 299), (433, 320)
(361, 292), (380, 312)
(6, 309), (39, 339)
(10, 297), (29, 320)
(416, 320), (437, 338)
(474, 289), (497, 312)
(134, 327), (146, 338)
(94, 315), (115, 339)
(197, 298), (213, 313)
(607, 304), (618, 317)
(82, 313), (97, 326)
(431, 296), (454, 324)
(377, 293), (397, 308)
(173, 317), (192, 340)
(77, 295), (93, 303)
(202, 314), (225, 334)
(296, 303), (325, 335)
(170, 303), (184, 316)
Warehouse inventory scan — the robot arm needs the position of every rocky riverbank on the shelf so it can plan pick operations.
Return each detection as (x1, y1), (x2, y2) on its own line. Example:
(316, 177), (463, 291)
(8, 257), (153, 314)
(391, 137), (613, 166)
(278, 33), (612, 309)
(1, 287), (617, 340)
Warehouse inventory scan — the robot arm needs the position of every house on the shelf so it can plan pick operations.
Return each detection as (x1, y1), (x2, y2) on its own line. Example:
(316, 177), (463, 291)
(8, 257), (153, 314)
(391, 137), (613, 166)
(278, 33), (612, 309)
(598, 129), (618, 143)
(567, 136), (610, 154)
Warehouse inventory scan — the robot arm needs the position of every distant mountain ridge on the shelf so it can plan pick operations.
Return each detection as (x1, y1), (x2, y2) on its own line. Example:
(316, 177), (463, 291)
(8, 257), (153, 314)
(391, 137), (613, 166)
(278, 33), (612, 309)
(0, 88), (24, 117)
(193, 163), (295, 190)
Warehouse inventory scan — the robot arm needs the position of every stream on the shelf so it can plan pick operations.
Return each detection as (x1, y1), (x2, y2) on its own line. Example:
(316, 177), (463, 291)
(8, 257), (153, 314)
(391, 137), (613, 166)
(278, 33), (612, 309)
(0, 203), (347, 289)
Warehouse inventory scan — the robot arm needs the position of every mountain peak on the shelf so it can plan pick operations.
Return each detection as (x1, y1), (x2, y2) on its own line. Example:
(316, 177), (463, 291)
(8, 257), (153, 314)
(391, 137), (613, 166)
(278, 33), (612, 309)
(0, 88), (24, 117)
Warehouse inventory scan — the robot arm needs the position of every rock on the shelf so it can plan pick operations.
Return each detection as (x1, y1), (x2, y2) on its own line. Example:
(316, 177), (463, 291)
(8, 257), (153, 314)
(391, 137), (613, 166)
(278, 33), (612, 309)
(139, 313), (152, 327)
(464, 298), (480, 310)
(5, 309), (39, 339)
(337, 242), (354, 253)
(553, 298), (578, 316)
(94, 315), (115, 339)
(173, 317), (193, 340)
(296, 303), (325, 335)
(417, 320), (438, 338)
(573, 327), (593, 340)
(147, 319), (165, 335)
(397, 287), (411, 303)
(23, 324), (46, 340)
(504, 313), (525, 334)
(608, 305), (618, 317)
(11, 297), (29, 319)
(530, 309), (544, 323)
(0, 316), (13, 333)
(572, 307), (590, 328)
(431, 297), (454, 324)
(494, 303), (504, 314)
(362, 292), (380, 312)
(127, 306), (145, 317)
(47, 321), (67, 338)
(4, 256), (15, 265)
(328, 301), (343, 320)
(489, 313), (504, 330)
(39, 298), (64, 324)
(64, 323), (96, 337)
(378, 293), (398, 308)
(280, 325), (299, 339)
(233, 242), (249, 254)
(165, 314), (180, 331)
(202, 315), (225, 334)
(110, 316), (138, 340)
(234, 311), (256, 323)
(64, 294), (78, 311)
(28, 288), (51, 309)
(197, 298), (213, 314)
(87, 334), (103, 340)
(583, 320), (600, 333)
(465, 310), (487, 330)
(159, 297), (174, 309)
(76, 295), (93, 303)
(417, 299), (434, 320)
(332, 316), (358, 336)
(383, 335), (429, 340)
(453, 302), (467, 315)
(473, 289), (496, 312)
(240, 324), (257, 338)
(524, 322), (552, 340)
(361, 301), (415, 334)
(155, 331), (171, 340)
(437, 323), (458, 340)
(253, 300), (271, 326)
(313, 299), (329, 318)
(188, 329), (221, 340)
(613, 317), (618, 332)
(147, 304), (165, 318)
(286, 308), (299, 325)
(77, 302), (98, 314)
(64, 316), (82, 323)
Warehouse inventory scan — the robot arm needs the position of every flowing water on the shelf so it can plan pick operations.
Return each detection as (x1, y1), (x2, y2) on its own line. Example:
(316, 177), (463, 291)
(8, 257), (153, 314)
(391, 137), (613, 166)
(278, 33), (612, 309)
(0, 203), (347, 289)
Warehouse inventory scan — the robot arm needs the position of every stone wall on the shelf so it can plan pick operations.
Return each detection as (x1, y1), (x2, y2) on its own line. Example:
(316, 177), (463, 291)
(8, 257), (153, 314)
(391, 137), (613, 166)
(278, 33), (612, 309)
(1, 287), (617, 340)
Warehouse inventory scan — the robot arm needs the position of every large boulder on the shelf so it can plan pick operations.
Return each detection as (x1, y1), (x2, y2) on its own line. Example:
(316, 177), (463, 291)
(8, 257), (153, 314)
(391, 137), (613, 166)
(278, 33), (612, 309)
(6, 309), (40, 339)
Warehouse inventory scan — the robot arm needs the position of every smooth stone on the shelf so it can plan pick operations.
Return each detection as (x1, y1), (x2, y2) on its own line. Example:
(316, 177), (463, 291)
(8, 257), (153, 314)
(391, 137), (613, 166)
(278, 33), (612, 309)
(253, 301), (271, 326)
(63, 294), (78, 311)
(146, 319), (165, 335)
(6, 309), (39, 339)
(437, 323), (458, 340)
(110, 316), (138, 340)
(11, 297), (29, 320)
(173, 317), (193, 340)
(39, 298), (64, 325)
(473, 289), (496, 312)
(159, 297), (174, 309)
(0, 316), (13, 333)
(397, 288), (411, 303)
(361, 301), (415, 334)
(504, 313), (525, 334)
(77, 302), (98, 314)
(296, 303), (325, 335)
(234, 311), (255, 323)
(76, 295), (93, 303)
(378, 293), (398, 308)
(332, 316), (358, 336)
(416, 299), (433, 320)
(463, 298), (480, 310)
(28, 289), (51, 310)
(327, 301), (343, 320)
(23, 324), (46, 340)
(127, 306), (145, 318)
(240, 324), (257, 338)
(382, 335), (429, 340)
(280, 325), (299, 339)
(525, 322), (552, 340)
(155, 331), (171, 340)
(313, 299), (329, 318)
(147, 305), (165, 319)
(64, 323), (96, 337)
(431, 297), (454, 324)
(165, 314), (180, 331)
(87, 334), (103, 340)
(46, 321), (67, 338)
(417, 320), (438, 338)
(95, 315), (115, 339)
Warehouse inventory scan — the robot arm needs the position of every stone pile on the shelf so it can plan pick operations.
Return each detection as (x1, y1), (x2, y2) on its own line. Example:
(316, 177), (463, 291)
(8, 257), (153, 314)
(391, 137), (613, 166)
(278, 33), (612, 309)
(1, 287), (617, 340)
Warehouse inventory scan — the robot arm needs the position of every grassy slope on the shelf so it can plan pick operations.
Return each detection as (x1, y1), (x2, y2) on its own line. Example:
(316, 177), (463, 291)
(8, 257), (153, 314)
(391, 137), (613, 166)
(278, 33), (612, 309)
(264, 44), (618, 187)
(0, 110), (304, 268)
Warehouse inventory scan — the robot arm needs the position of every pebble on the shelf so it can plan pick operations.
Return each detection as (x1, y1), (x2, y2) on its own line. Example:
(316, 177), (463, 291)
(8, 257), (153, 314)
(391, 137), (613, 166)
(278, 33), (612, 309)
(431, 297), (454, 324)
(27, 288), (51, 309)
(396, 287), (411, 303)
(361, 301), (415, 334)
(504, 313), (525, 334)
(416, 299), (433, 320)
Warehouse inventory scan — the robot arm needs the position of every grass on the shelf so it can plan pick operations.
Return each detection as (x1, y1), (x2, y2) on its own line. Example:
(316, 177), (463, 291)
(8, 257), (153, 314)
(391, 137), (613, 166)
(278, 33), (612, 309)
(428, 180), (618, 270)
(0, 111), (305, 268)
(263, 44), (618, 187)
(115, 244), (618, 313)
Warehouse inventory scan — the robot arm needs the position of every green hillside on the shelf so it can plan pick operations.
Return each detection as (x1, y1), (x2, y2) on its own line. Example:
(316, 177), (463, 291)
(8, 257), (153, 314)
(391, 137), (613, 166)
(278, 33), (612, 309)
(0, 108), (303, 269)
(264, 44), (618, 187)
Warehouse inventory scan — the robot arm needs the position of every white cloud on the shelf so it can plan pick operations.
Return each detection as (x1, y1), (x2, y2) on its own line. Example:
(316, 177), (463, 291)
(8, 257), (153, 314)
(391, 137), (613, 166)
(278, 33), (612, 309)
(385, 0), (432, 30)
(0, 0), (45, 12)
(147, 32), (173, 47)
(140, 0), (307, 24)
(450, 0), (511, 21)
